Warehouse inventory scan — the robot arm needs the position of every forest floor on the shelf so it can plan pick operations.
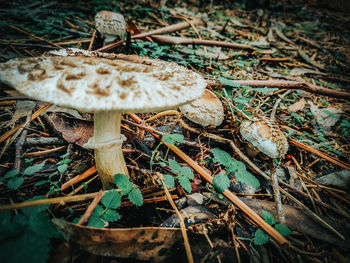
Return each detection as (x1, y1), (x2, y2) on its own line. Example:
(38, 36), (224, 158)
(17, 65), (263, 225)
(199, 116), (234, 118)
(0, 0), (350, 262)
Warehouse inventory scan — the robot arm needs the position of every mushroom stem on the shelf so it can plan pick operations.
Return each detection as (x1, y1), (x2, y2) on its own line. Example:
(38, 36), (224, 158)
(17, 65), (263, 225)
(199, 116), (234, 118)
(86, 110), (129, 189)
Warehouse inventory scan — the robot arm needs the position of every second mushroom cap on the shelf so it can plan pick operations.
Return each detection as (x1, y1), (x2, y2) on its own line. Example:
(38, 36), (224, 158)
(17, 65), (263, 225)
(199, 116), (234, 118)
(179, 89), (224, 127)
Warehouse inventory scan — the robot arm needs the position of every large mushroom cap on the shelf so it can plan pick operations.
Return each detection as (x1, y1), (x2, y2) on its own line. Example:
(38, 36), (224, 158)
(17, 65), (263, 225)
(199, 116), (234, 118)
(240, 117), (288, 158)
(0, 54), (206, 113)
(179, 89), (224, 127)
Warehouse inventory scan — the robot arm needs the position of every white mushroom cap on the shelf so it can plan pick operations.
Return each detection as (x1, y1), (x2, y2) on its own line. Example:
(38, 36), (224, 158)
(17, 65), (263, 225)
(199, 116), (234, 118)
(0, 54), (206, 113)
(240, 118), (288, 158)
(95, 10), (126, 43)
(179, 89), (224, 127)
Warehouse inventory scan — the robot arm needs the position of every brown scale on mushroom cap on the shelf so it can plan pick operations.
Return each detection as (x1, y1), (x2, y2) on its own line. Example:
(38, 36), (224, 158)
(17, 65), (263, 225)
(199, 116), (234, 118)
(0, 50), (206, 113)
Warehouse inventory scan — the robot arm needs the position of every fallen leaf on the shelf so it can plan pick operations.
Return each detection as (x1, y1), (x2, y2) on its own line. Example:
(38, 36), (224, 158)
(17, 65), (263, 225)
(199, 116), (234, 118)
(309, 102), (343, 133)
(6, 100), (36, 127)
(52, 218), (182, 261)
(45, 113), (93, 147)
(290, 68), (326, 76)
(288, 98), (306, 112)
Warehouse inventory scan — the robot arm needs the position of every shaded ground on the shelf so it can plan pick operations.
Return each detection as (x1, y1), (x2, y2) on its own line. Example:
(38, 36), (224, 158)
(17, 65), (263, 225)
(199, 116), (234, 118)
(0, 0), (350, 262)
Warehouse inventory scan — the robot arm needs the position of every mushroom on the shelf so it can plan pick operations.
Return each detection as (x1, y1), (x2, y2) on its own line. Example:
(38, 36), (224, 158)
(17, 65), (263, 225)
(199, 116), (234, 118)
(240, 117), (288, 158)
(0, 51), (206, 189)
(179, 89), (224, 127)
(95, 10), (126, 45)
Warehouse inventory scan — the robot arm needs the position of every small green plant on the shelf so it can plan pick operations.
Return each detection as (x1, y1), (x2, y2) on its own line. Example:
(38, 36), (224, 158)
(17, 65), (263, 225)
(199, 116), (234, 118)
(150, 133), (185, 170)
(2, 153), (72, 193)
(211, 148), (260, 192)
(86, 174), (144, 228)
(0, 196), (59, 263)
(132, 41), (169, 58)
(340, 119), (350, 137)
(36, 153), (72, 194)
(2, 160), (47, 190)
(253, 209), (292, 245)
(163, 159), (194, 193)
(289, 111), (306, 124)
(149, 133), (194, 193)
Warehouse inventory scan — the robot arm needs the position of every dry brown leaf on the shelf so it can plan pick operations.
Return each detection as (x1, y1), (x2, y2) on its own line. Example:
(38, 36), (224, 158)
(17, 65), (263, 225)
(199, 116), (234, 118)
(45, 113), (93, 147)
(288, 98), (306, 112)
(52, 218), (182, 261)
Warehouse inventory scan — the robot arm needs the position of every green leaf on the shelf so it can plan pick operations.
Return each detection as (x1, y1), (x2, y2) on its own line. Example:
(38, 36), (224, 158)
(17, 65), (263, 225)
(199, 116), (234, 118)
(254, 229), (270, 245)
(23, 161), (46, 176)
(57, 158), (71, 165)
(233, 97), (250, 105)
(217, 77), (240, 88)
(163, 174), (175, 189)
(274, 224), (292, 237)
(159, 161), (167, 167)
(212, 173), (230, 193)
(182, 166), (194, 180)
(59, 152), (70, 159)
(128, 188), (144, 207)
(87, 216), (105, 228)
(212, 148), (234, 167)
(0, 230), (51, 263)
(227, 160), (246, 173)
(58, 164), (68, 175)
(234, 170), (260, 189)
(170, 134), (185, 143)
(261, 210), (275, 225)
(114, 174), (133, 195)
(7, 177), (24, 190)
(163, 133), (185, 144)
(0, 211), (12, 226)
(22, 196), (49, 217)
(91, 205), (104, 218)
(34, 180), (50, 186)
(168, 159), (182, 174)
(251, 87), (279, 93)
(102, 209), (121, 222)
(4, 169), (19, 179)
(101, 190), (121, 209)
(177, 175), (192, 193)
(29, 213), (58, 238)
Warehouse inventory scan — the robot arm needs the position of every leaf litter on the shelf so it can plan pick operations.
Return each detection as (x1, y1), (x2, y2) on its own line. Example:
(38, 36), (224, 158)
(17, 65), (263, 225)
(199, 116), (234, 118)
(0, 0), (350, 262)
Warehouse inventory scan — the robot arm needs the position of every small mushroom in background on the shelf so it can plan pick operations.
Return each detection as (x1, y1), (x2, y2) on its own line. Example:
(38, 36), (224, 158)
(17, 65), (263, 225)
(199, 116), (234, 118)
(95, 10), (126, 45)
(240, 117), (288, 158)
(179, 89), (224, 127)
(0, 50), (206, 189)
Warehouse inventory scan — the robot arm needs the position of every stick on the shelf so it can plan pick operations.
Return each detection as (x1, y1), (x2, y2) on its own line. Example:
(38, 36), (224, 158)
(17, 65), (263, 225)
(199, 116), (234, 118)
(61, 166), (97, 192)
(96, 18), (204, 52)
(0, 103), (52, 144)
(23, 146), (66, 157)
(270, 162), (285, 224)
(288, 138), (350, 171)
(158, 174), (194, 263)
(77, 190), (104, 225)
(151, 35), (253, 50)
(0, 192), (102, 211)
(14, 112), (32, 170)
(208, 79), (350, 100)
(88, 30), (96, 51)
(8, 25), (62, 48)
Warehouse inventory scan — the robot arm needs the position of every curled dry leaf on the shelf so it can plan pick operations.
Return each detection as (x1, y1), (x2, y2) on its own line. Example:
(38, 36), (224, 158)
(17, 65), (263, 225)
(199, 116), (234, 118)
(52, 218), (182, 261)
